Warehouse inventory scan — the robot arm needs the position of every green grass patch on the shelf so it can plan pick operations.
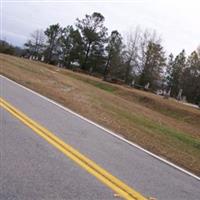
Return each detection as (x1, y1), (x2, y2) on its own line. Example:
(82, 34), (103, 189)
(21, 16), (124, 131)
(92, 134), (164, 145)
(104, 102), (200, 150)
(136, 96), (199, 125)
(66, 73), (117, 93)
(91, 81), (117, 92)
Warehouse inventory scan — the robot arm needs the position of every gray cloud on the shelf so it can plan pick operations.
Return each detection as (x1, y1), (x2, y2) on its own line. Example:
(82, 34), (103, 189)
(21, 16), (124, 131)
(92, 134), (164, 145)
(2, 0), (200, 55)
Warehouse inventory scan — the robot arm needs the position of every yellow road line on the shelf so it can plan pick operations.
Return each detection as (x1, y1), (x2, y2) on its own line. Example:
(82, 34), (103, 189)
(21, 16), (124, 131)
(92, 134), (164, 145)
(0, 97), (147, 200)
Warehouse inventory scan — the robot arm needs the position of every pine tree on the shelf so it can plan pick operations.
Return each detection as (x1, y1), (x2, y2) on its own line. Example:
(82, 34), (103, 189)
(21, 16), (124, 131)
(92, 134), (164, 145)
(104, 30), (124, 78)
(170, 50), (186, 97)
(182, 51), (200, 103)
(44, 24), (62, 63)
(139, 41), (166, 90)
(76, 12), (108, 70)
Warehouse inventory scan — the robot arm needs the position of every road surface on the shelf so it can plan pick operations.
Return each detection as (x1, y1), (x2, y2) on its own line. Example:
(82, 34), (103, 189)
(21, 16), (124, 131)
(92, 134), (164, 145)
(0, 76), (199, 200)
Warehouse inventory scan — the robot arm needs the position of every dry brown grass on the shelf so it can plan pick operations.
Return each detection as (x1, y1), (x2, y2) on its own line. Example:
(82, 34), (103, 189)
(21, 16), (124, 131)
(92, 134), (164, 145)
(1, 53), (200, 176)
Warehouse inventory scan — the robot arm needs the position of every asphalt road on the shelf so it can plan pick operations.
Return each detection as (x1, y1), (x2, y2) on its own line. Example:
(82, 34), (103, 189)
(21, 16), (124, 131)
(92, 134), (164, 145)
(1, 76), (200, 200)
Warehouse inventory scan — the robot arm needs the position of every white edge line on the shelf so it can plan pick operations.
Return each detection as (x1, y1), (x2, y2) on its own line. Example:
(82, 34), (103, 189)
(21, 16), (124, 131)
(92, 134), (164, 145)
(1, 75), (200, 181)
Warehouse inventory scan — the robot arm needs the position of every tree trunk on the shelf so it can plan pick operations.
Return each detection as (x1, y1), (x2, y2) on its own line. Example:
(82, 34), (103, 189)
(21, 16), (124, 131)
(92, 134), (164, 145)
(104, 50), (112, 79)
(82, 42), (91, 70)
(125, 60), (131, 84)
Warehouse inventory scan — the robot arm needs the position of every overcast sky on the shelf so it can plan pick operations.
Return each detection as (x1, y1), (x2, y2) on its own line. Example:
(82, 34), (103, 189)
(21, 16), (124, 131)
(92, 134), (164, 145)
(1, 0), (200, 55)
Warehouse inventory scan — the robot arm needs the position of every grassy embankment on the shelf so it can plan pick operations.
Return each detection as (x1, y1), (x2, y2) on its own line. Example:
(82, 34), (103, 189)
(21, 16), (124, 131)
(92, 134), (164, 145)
(1, 53), (200, 175)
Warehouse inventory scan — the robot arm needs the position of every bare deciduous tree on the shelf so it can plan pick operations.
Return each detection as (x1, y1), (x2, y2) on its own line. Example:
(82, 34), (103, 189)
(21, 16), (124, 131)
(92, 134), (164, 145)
(124, 27), (141, 84)
(124, 28), (162, 85)
(197, 45), (200, 57)
(25, 29), (45, 60)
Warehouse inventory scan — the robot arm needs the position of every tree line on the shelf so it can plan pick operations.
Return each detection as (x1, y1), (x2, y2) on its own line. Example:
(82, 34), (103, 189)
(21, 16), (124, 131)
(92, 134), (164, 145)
(0, 40), (25, 56)
(1, 12), (200, 105)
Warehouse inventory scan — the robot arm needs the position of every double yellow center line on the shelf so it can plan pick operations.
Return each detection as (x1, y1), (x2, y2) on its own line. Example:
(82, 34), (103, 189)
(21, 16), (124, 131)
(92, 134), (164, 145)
(0, 97), (147, 200)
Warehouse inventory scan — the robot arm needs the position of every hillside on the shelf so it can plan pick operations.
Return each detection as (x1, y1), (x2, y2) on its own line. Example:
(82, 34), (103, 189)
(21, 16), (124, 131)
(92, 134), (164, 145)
(1, 53), (200, 175)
